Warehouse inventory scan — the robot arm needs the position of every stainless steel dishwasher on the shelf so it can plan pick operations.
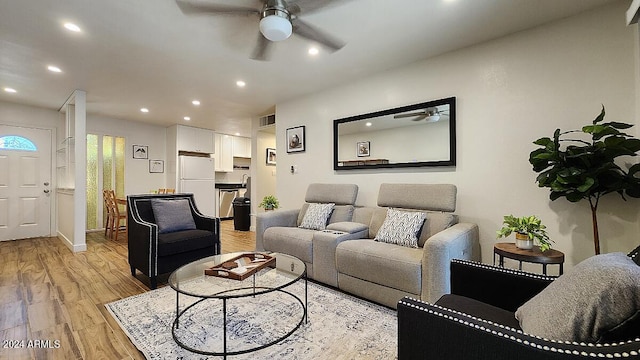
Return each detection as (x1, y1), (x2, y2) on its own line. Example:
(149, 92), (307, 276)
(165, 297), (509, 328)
(219, 189), (239, 219)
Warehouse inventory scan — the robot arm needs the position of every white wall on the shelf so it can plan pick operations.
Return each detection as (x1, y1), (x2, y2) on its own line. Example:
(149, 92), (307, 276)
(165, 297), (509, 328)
(87, 115), (167, 195)
(256, 129), (277, 208)
(275, 1), (639, 267)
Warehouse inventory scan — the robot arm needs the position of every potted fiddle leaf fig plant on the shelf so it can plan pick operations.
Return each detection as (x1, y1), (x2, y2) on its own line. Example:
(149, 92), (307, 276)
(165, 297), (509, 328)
(496, 215), (553, 251)
(258, 195), (279, 211)
(529, 106), (640, 254)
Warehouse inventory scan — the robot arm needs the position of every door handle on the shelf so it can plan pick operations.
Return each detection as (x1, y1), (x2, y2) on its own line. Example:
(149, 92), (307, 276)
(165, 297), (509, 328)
(44, 189), (50, 194)
(44, 182), (50, 186)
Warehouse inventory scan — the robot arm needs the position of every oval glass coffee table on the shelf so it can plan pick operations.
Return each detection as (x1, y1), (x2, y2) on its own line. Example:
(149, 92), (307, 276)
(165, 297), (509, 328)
(168, 252), (307, 358)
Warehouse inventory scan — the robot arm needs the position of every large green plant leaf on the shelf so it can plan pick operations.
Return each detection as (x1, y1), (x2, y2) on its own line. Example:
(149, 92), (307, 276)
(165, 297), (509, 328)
(530, 106), (640, 205)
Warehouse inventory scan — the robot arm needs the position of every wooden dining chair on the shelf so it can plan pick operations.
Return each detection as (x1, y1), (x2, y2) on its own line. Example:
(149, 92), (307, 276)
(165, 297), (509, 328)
(157, 188), (166, 194)
(105, 189), (127, 240)
(103, 190), (114, 237)
(165, 188), (175, 194)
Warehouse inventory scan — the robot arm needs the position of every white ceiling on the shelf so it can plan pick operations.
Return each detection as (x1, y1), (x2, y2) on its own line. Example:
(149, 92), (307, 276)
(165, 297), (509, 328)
(0, 0), (617, 137)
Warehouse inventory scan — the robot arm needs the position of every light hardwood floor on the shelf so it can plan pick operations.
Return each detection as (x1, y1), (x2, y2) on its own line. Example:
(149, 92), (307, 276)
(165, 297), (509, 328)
(0, 220), (255, 360)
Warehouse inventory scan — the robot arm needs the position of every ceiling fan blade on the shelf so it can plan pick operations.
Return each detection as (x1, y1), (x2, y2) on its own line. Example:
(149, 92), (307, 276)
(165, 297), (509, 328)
(291, 18), (345, 52)
(250, 33), (273, 61)
(411, 116), (428, 122)
(175, 0), (260, 16)
(394, 112), (428, 119)
(287, 0), (350, 15)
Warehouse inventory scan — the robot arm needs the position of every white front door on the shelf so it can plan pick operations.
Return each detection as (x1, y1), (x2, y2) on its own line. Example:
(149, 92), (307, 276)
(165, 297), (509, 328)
(0, 125), (52, 241)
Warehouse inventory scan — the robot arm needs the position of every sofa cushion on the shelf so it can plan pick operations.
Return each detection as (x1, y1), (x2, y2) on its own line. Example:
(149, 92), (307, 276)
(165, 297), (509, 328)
(374, 209), (426, 248)
(515, 252), (640, 343)
(336, 240), (422, 294)
(151, 199), (196, 234)
(305, 183), (358, 205)
(263, 227), (316, 263)
(297, 204), (354, 226)
(419, 212), (458, 247)
(326, 222), (369, 234)
(157, 229), (215, 257)
(377, 183), (456, 212)
(299, 203), (335, 230)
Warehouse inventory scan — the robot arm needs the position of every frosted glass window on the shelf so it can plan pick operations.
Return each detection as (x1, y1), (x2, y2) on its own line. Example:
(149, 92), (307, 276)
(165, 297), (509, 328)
(103, 136), (113, 226)
(103, 136), (113, 191)
(0, 135), (37, 151)
(85, 134), (126, 231)
(86, 135), (98, 230)
(115, 137), (125, 199)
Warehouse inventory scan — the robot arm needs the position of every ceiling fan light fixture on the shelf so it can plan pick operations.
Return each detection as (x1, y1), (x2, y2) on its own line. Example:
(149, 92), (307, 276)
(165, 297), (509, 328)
(259, 10), (292, 42)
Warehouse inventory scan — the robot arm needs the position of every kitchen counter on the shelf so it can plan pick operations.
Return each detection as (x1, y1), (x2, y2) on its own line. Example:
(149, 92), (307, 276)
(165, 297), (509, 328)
(215, 183), (246, 189)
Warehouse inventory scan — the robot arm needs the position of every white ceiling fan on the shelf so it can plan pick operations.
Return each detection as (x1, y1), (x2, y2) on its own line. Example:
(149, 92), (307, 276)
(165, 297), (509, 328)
(175, 0), (347, 61)
(393, 107), (450, 122)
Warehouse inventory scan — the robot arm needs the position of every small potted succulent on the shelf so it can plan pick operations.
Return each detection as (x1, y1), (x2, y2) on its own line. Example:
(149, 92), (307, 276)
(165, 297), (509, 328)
(496, 215), (553, 251)
(258, 195), (279, 211)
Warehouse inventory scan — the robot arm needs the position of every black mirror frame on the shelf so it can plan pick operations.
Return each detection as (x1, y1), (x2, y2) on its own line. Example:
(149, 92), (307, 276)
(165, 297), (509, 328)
(333, 96), (456, 171)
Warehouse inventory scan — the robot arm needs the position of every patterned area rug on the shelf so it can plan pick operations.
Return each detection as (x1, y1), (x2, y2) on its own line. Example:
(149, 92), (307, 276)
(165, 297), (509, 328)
(106, 278), (397, 359)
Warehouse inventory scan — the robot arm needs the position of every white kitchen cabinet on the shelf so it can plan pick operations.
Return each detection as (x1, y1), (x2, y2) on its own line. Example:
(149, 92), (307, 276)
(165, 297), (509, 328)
(177, 125), (214, 153)
(232, 136), (251, 158)
(214, 133), (233, 172)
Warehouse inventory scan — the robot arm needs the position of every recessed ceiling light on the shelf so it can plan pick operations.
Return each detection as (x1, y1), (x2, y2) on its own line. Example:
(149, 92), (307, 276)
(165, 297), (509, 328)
(235, 132), (240, 136)
(63, 22), (81, 32)
(236, 80), (246, 88)
(140, 108), (149, 113)
(4, 87), (17, 93)
(308, 47), (319, 56)
(366, 122), (372, 127)
(192, 100), (200, 106)
(47, 65), (62, 73)
(183, 116), (191, 121)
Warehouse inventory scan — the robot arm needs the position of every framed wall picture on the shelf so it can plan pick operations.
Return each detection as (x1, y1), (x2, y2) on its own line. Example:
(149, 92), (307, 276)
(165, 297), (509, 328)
(286, 126), (306, 153)
(266, 148), (277, 165)
(357, 141), (370, 157)
(149, 159), (164, 173)
(133, 145), (148, 159)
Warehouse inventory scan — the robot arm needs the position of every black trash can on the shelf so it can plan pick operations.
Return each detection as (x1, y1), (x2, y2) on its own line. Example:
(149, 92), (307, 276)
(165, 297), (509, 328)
(232, 197), (251, 231)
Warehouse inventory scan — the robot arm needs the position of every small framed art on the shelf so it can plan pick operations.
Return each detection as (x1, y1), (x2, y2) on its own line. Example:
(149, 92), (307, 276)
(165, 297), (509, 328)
(149, 160), (164, 173)
(266, 148), (276, 165)
(357, 141), (370, 157)
(286, 126), (305, 153)
(133, 145), (148, 159)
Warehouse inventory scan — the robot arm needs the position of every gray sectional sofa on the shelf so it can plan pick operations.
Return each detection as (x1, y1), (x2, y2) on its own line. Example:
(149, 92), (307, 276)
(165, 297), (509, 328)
(255, 183), (480, 308)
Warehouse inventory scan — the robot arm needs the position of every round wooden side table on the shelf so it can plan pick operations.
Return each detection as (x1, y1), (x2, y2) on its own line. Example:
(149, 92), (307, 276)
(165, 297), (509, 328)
(493, 242), (565, 275)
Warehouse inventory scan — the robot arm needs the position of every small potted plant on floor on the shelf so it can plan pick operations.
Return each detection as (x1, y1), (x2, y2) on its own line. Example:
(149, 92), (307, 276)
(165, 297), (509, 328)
(496, 215), (553, 251)
(258, 195), (279, 211)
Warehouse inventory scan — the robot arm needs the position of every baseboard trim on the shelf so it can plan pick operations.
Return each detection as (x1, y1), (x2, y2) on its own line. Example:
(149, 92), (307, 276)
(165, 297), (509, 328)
(57, 231), (87, 252)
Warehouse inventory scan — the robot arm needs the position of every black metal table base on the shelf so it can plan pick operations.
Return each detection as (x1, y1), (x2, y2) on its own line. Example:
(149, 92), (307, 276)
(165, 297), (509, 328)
(171, 277), (308, 358)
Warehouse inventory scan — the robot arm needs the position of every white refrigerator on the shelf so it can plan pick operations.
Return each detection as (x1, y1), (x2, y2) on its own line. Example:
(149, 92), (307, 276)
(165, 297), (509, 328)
(179, 155), (216, 217)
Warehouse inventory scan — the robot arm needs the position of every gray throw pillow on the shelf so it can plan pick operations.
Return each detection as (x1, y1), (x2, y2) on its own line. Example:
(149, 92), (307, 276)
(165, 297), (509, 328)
(299, 203), (335, 230)
(150, 199), (197, 234)
(515, 252), (640, 343)
(374, 208), (426, 248)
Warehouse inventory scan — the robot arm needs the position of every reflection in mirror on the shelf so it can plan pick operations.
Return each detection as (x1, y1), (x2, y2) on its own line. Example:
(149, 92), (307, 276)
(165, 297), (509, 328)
(333, 97), (456, 170)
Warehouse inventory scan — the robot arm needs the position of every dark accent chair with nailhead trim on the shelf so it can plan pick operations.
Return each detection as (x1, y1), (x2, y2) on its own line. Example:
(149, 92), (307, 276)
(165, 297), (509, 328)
(127, 193), (220, 289)
(397, 245), (640, 359)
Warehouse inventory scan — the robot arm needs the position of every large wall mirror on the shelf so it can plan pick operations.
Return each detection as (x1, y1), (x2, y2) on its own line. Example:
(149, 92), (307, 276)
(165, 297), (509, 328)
(333, 97), (456, 170)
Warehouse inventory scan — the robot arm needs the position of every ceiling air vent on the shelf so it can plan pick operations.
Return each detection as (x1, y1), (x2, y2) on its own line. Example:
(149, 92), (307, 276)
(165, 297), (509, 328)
(260, 114), (275, 127)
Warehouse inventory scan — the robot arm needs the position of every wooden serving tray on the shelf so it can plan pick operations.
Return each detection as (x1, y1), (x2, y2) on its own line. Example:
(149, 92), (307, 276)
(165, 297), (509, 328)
(204, 253), (276, 281)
